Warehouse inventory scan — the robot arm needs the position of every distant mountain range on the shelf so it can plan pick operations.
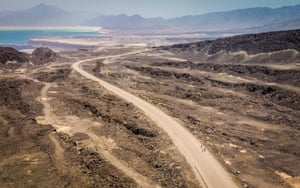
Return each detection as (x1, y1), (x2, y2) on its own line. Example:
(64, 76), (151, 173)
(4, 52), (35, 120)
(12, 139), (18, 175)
(85, 14), (167, 30)
(0, 4), (92, 26)
(168, 5), (300, 30)
(0, 4), (69, 26)
(1, 3), (300, 32)
(246, 18), (300, 32)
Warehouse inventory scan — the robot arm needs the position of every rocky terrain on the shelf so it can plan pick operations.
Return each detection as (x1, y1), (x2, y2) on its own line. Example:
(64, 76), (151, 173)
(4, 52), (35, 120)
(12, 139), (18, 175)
(0, 29), (299, 188)
(31, 47), (58, 65)
(93, 29), (300, 187)
(0, 47), (59, 69)
(0, 46), (198, 188)
(163, 29), (300, 55)
(0, 47), (29, 69)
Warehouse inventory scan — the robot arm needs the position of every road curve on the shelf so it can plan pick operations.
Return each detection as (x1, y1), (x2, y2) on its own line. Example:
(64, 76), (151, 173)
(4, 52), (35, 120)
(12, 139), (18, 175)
(72, 51), (237, 188)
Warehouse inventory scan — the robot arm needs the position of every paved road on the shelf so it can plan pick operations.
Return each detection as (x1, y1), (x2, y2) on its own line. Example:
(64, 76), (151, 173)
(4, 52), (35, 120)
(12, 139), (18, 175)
(72, 51), (237, 188)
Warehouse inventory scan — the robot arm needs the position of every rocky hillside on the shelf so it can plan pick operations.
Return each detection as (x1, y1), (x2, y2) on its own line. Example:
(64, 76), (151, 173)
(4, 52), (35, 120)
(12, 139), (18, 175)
(31, 47), (58, 65)
(165, 29), (300, 55)
(0, 46), (29, 64)
(0, 46), (59, 69)
(0, 46), (29, 68)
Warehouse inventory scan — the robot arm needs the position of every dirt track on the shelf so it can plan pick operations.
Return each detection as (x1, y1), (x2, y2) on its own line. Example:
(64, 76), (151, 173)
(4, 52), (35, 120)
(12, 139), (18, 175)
(39, 81), (158, 188)
(86, 43), (300, 187)
(1, 29), (299, 187)
(72, 52), (237, 188)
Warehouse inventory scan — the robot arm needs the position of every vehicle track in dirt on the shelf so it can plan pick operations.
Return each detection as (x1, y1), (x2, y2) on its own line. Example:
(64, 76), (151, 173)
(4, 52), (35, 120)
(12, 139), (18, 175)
(72, 50), (237, 188)
(39, 80), (158, 188)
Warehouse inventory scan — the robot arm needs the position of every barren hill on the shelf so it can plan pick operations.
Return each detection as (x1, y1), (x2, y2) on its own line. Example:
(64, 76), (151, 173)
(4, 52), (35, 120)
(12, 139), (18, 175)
(165, 29), (300, 55)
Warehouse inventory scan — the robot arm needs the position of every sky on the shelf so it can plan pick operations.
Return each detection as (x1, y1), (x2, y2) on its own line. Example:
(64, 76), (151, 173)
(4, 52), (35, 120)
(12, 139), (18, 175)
(1, 0), (300, 18)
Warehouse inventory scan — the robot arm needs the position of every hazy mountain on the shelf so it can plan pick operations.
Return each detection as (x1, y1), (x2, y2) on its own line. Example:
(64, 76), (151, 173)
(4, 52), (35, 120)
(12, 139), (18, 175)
(85, 4), (300, 32)
(0, 4), (70, 26)
(0, 11), (11, 17)
(86, 14), (166, 30)
(247, 19), (300, 32)
(1, 3), (300, 33)
(168, 4), (300, 30)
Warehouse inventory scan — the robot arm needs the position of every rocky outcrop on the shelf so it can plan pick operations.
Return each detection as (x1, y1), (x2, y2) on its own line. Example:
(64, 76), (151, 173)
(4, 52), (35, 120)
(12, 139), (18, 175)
(165, 29), (300, 55)
(0, 46), (29, 68)
(31, 47), (58, 65)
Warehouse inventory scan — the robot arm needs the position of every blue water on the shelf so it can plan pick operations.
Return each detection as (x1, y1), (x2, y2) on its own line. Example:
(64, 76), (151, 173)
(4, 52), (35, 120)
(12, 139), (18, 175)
(0, 29), (98, 45)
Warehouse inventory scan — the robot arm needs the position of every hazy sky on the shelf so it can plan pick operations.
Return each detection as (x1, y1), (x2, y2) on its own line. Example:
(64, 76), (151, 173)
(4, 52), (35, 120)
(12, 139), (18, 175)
(1, 0), (300, 18)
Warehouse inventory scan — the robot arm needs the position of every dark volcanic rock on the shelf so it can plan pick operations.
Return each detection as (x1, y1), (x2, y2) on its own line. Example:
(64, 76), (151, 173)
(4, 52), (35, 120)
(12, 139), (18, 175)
(34, 69), (71, 82)
(0, 78), (40, 115)
(0, 46), (29, 68)
(31, 47), (58, 65)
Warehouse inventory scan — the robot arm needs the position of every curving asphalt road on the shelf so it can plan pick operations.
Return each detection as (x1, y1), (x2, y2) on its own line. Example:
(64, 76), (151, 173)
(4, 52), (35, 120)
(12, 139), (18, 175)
(71, 50), (237, 188)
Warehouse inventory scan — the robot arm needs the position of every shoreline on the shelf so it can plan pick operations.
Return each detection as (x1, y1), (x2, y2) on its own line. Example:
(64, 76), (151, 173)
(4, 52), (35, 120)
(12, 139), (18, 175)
(0, 26), (107, 33)
(0, 26), (108, 51)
